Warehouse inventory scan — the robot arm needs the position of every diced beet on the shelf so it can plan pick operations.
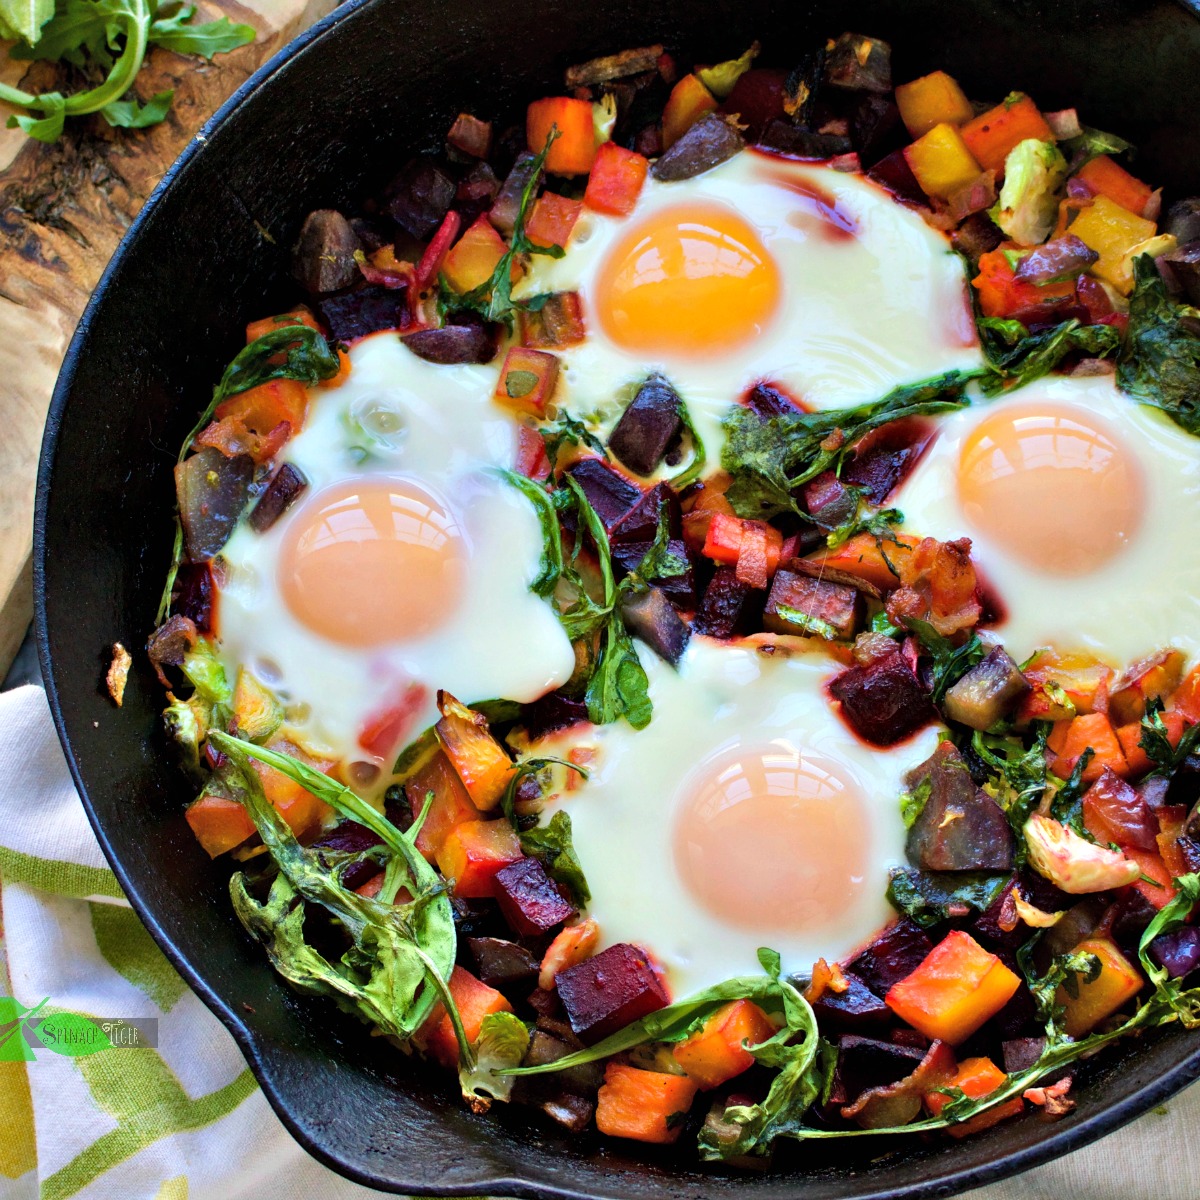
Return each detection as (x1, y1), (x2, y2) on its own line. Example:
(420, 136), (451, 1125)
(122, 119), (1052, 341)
(720, 68), (788, 141)
(810, 972), (890, 1031)
(1150, 926), (1200, 979)
(248, 463), (308, 534)
(849, 94), (900, 165)
(319, 286), (410, 342)
(490, 151), (543, 237)
(847, 919), (933, 996)
(1003, 1037), (1047, 1075)
(694, 565), (754, 639)
(1017, 868), (1073, 917)
(1108, 889), (1159, 955)
(757, 120), (851, 160)
(835, 1035), (926, 1103)
(842, 416), (935, 505)
(652, 113), (745, 182)
(536, 1093), (595, 1133)
(823, 32), (891, 93)
(401, 316), (497, 364)
(468, 936), (540, 992)
(454, 161), (500, 223)
(555, 942), (669, 1044)
(1083, 768), (1158, 851)
(171, 562), (215, 633)
(972, 878), (1021, 949)
(986, 977), (1039, 1039)
(523, 691), (590, 741)
(745, 381), (802, 419)
(1014, 234), (1099, 284)
(904, 742), (1015, 871)
(803, 471), (857, 531)
(292, 209), (361, 295)
(619, 586), (691, 666)
(867, 148), (926, 206)
(386, 157), (455, 238)
(607, 376), (683, 476)
(146, 614), (198, 684)
(494, 857), (576, 938)
(829, 652), (936, 746)
(943, 646), (1030, 731)
(952, 212), (1005, 264)
(611, 539), (695, 605)
(564, 458), (641, 531)
(176, 446), (255, 562)
(1137, 773), (1172, 811)
(311, 820), (385, 891)
(1032, 898), (1107, 973)
(764, 568), (863, 640)
(609, 481), (682, 545)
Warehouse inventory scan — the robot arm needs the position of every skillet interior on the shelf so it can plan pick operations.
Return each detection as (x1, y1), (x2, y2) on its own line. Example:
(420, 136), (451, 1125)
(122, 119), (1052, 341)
(35, 0), (1200, 1194)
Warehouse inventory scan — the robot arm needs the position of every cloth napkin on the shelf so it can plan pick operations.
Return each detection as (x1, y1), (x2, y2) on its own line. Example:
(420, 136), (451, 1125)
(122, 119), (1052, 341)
(1, 682), (1198, 1200)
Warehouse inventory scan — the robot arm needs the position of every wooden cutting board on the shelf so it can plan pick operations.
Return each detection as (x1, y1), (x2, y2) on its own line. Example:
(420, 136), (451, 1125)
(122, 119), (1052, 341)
(0, 0), (338, 676)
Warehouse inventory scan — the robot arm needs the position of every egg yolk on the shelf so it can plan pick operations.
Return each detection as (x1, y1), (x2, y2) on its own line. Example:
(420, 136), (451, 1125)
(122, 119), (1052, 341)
(595, 202), (781, 358)
(672, 743), (869, 933)
(279, 477), (466, 646)
(956, 403), (1145, 576)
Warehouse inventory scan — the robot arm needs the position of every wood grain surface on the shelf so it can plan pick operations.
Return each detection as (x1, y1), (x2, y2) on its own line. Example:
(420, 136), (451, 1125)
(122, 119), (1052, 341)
(0, 0), (337, 676)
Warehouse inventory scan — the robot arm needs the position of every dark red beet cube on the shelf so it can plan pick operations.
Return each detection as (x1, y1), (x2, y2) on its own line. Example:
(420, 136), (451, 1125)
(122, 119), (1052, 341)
(564, 458), (641, 532)
(828, 652), (935, 745)
(555, 943), (670, 1044)
(494, 857), (576, 938)
(694, 565), (754, 638)
(847, 919), (933, 996)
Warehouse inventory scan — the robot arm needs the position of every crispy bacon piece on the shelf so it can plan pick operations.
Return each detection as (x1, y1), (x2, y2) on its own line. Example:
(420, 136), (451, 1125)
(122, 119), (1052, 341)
(886, 536), (982, 637)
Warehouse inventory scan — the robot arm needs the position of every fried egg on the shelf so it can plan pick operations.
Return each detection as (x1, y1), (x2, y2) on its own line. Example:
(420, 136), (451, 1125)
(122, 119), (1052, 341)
(897, 374), (1200, 666)
(517, 150), (983, 462)
(214, 336), (576, 778)
(538, 638), (941, 997)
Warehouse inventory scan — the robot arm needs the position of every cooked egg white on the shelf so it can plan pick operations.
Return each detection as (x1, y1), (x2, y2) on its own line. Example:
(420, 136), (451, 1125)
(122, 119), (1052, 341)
(518, 151), (983, 464)
(538, 638), (941, 998)
(896, 374), (1200, 668)
(215, 336), (576, 777)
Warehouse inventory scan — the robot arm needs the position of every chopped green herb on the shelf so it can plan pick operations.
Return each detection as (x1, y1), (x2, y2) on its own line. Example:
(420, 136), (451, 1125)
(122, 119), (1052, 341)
(978, 317), (1121, 396)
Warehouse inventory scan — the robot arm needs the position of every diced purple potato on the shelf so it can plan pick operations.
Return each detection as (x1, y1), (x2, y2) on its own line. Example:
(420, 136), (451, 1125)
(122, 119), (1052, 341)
(523, 691), (590, 741)
(849, 94), (900, 164)
(555, 942), (670, 1044)
(455, 161), (500, 223)
(526, 985), (562, 1019)
(146, 614), (198, 684)
(292, 209), (361, 295)
(609, 481), (682, 545)
(319, 286), (410, 342)
(619, 586), (691, 666)
(563, 457), (641, 531)
(823, 32), (891, 92)
(468, 936), (540, 992)
(447, 112), (493, 159)
(1160, 242), (1200, 306)
(693, 565), (755, 639)
(494, 857), (576, 938)
(1032, 898), (1108, 973)
(904, 741), (1015, 871)
(537, 1093), (595, 1133)
(611, 539), (695, 605)
(847, 919), (933, 996)
(401, 315), (497, 364)
(756, 120), (852, 160)
(1150, 926), (1200, 979)
(450, 896), (507, 942)
(835, 1035), (925, 1104)
(490, 151), (543, 237)
(867, 149), (926, 206)
(951, 212), (1004, 264)
(248, 463), (308, 534)
(1013, 234), (1099, 284)
(176, 447), (255, 562)
(745, 381), (801, 419)
(763, 568), (862, 640)
(1003, 1036), (1047, 1075)
(1164, 198), (1200, 245)
(810, 972), (890, 1031)
(803, 470), (857, 531)
(784, 556), (883, 600)
(986, 975), (1038, 1038)
(384, 784), (415, 832)
(840, 1039), (956, 1129)
(386, 157), (455, 238)
(171, 562), (215, 633)
(607, 376), (683, 476)
(652, 113), (745, 182)
(311, 820), (384, 890)
(525, 1020), (603, 1093)
(942, 646), (1030, 731)
(511, 1024), (602, 1133)
(348, 216), (391, 254)
(843, 417), (936, 505)
(828, 652), (936, 746)
(1108, 889), (1160, 955)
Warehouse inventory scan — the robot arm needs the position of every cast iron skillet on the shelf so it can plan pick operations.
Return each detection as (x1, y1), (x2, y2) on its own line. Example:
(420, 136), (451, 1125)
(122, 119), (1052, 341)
(34, 0), (1200, 1194)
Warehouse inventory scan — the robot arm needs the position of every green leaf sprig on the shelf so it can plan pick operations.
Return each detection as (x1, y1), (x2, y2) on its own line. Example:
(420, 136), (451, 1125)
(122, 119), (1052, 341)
(978, 317), (1121, 396)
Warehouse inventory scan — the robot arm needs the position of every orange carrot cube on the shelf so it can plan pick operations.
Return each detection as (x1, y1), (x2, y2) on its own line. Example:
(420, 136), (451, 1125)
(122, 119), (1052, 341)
(185, 795), (255, 858)
(925, 1056), (1023, 1138)
(526, 192), (582, 249)
(442, 214), (508, 294)
(494, 346), (560, 417)
(215, 378), (308, 437)
(886, 930), (1021, 1045)
(584, 141), (649, 215)
(527, 96), (598, 175)
(961, 94), (1055, 173)
(1018, 649), (1114, 724)
(672, 999), (777, 1089)
(1047, 712), (1128, 783)
(416, 965), (512, 1070)
(596, 1063), (699, 1143)
(435, 819), (523, 898)
(435, 691), (517, 812)
(1056, 936), (1142, 1038)
(1077, 155), (1154, 218)
(1172, 662), (1200, 724)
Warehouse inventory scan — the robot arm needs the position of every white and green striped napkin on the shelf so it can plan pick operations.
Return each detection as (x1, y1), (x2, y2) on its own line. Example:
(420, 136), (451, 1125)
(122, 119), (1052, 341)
(0, 681), (1197, 1199)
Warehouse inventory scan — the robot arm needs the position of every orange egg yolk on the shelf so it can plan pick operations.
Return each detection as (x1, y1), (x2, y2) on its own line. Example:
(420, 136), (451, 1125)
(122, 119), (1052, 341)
(279, 477), (466, 646)
(595, 202), (781, 358)
(672, 743), (869, 933)
(956, 403), (1145, 577)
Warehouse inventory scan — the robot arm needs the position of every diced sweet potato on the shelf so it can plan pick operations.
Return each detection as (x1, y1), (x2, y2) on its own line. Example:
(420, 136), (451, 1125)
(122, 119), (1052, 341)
(895, 70), (974, 138)
(185, 795), (255, 858)
(808, 532), (918, 592)
(409, 748), (478, 861)
(1076, 155), (1153, 218)
(442, 214), (508, 294)
(1118, 711), (1185, 778)
(960, 95), (1055, 173)
(416, 965), (513, 1069)
(494, 346), (560, 417)
(557, 943), (670, 1043)
(673, 1000), (776, 1089)
(886, 930), (1021, 1045)
(1082, 768), (1158, 851)
(435, 691), (516, 812)
(1018, 649), (1114, 724)
(764, 568), (863, 641)
(251, 737), (332, 840)
(596, 1063), (698, 1143)
(925, 1056), (1023, 1138)
(584, 141), (649, 216)
(435, 819), (524, 898)
(1056, 936), (1142, 1038)
(829, 652), (936, 746)
(1108, 650), (1186, 727)
(1172, 662), (1200, 724)
(527, 96), (597, 175)
(1047, 712), (1128, 782)
(662, 73), (718, 149)
(494, 857), (576, 938)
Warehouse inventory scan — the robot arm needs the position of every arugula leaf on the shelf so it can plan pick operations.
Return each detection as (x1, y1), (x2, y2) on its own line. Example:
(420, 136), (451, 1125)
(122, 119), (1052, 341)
(149, 8), (254, 56)
(899, 775), (931, 829)
(978, 317), (1121, 396)
(904, 618), (985, 706)
(161, 638), (231, 768)
(721, 371), (975, 520)
(101, 86), (172, 127)
(886, 867), (1010, 928)
(1118, 254), (1200, 436)
(1139, 696), (1200, 777)
(1061, 124), (1133, 168)
(539, 411), (607, 473)
(1137, 873), (1200, 1028)
(670, 399), (707, 490)
(6, 90), (65, 141)
(823, 502), (903, 551)
(496, 470), (563, 597)
(622, 506), (688, 592)
(0, 0), (54, 43)
(518, 810), (590, 906)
